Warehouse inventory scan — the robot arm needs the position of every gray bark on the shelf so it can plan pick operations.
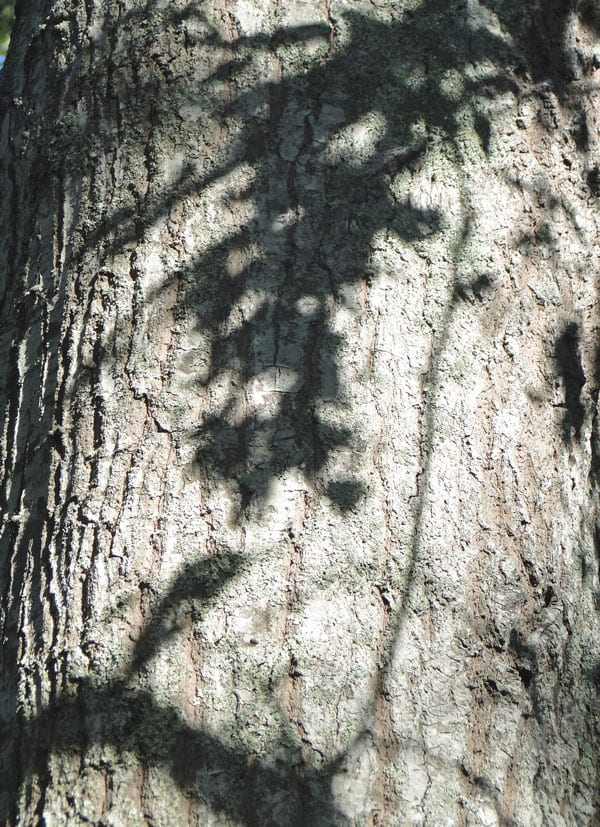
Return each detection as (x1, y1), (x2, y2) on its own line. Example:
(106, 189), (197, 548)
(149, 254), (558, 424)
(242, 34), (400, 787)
(1, 0), (600, 824)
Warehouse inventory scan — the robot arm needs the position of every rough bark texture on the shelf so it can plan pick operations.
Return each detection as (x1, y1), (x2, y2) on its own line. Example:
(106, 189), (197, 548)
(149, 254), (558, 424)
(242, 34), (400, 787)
(1, 0), (600, 824)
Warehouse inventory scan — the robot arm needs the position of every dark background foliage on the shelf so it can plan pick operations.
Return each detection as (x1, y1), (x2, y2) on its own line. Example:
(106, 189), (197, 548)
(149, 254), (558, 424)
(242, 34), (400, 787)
(0, 1), (14, 59)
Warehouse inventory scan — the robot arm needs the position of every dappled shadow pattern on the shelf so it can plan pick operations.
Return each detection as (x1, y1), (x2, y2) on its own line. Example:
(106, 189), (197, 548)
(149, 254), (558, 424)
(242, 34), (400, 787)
(178, 7), (505, 512)
(13, 551), (349, 826)
(1, 0), (600, 822)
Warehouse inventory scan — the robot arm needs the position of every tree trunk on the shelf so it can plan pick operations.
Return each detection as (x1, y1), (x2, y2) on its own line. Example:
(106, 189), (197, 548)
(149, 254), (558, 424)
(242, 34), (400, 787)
(1, 0), (600, 824)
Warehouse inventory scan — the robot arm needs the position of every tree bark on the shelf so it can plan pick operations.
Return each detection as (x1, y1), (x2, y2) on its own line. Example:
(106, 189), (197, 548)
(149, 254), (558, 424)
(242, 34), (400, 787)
(1, 0), (600, 824)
